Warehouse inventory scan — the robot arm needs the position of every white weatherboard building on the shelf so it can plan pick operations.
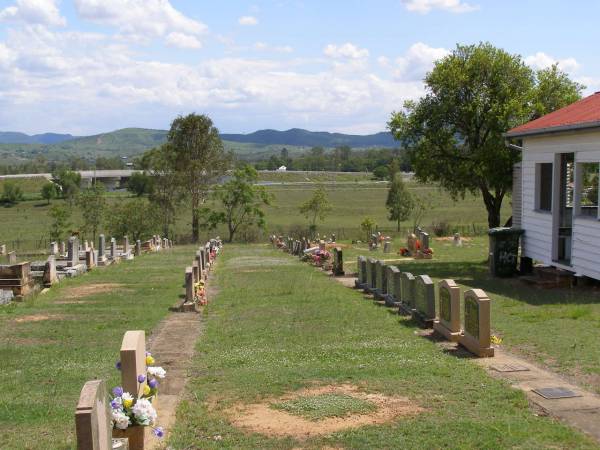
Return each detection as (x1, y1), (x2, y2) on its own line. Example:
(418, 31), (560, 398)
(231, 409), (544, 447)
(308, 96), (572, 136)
(506, 93), (600, 280)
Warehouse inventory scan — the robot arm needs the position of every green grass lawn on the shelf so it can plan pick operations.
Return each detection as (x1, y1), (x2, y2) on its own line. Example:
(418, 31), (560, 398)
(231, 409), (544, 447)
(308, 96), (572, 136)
(168, 244), (597, 449)
(0, 245), (194, 449)
(342, 236), (600, 395)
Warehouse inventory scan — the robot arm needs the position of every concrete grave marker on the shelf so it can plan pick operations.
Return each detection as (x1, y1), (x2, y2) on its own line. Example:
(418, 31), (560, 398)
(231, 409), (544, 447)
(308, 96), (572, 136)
(7, 251), (16, 264)
(185, 267), (194, 303)
(110, 238), (117, 260)
(75, 379), (113, 450)
(385, 266), (400, 307)
(433, 279), (461, 341)
(332, 247), (345, 276)
(50, 241), (58, 255)
(98, 235), (106, 264)
(192, 261), (200, 286)
(459, 289), (494, 357)
(384, 241), (391, 253)
(86, 249), (95, 270)
(119, 330), (146, 399)
(60, 241), (66, 255)
(0, 244), (5, 255)
(355, 256), (367, 289)
(135, 240), (142, 257)
(413, 275), (436, 327)
(365, 258), (376, 293)
(399, 272), (415, 315)
(43, 255), (58, 287)
(374, 260), (384, 298)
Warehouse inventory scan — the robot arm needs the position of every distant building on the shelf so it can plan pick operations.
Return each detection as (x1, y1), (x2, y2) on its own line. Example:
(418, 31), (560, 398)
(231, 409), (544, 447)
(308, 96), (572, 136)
(277, 166), (287, 172)
(506, 92), (600, 280)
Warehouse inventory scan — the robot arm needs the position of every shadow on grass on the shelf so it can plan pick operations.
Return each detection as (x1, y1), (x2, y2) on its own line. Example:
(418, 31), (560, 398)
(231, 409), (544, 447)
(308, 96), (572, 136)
(393, 260), (600, 306)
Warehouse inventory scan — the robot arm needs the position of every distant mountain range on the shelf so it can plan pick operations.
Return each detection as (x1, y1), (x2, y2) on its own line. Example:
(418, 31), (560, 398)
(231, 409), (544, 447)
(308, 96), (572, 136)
(0, 127), (398, 164)
(0, 131), (77, 145)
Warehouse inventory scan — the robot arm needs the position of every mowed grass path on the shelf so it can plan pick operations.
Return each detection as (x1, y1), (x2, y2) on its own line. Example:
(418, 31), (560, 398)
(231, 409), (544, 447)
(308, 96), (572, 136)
(169, 245), (596, 449)
(0, 245), (195, 449)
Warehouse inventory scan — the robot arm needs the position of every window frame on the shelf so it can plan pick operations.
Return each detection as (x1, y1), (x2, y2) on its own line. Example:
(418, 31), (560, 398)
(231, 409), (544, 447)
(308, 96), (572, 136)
(535, 162), (554, 213)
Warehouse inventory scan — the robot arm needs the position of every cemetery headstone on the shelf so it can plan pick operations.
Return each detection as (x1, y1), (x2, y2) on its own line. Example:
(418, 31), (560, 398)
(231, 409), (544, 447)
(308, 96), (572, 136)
(399, 272), (415, 315)
(135, 240), (142, 257)
(385, 266), (400, 307)
(123, 236), (130, 254)
(0, 244), (5, 255)
(60, 241), (66, 255)
(50, 241), (58, 255)
(185, 267), (194, 303)
(332, 247), (344, 276)
(365, 258), (375, 293)
(75, 379), (114, 450)
(459, 289), (494, 357)
(407, 233), (417, 256)
(67, 237), (79, 267)
(413, 275), (436, 326)
(192, 261), (200, 286)
(86, 249), (95, 270)
(110, 238), (117, 260)
(355, 256), (367, 288)
(7, 251), (17, 264)
(433, 279), (461, 342)
(384, 241), (391, 253)
(43, 255), (58, 287)
(98, 235), (107, 265)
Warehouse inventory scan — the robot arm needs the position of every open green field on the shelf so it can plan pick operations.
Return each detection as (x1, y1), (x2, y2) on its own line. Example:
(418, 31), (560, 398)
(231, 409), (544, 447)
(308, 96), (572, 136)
(0, 245), (192, 449)
(0, 177), (507, 250)
(169, 244), (596, 449)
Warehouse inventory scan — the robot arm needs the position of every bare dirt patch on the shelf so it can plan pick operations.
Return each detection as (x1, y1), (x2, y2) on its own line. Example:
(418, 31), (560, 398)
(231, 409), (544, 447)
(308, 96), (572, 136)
(227, 384), (423, 439)
(60, 283), (126, 300)
(14, 314), (63, 323)
(434, 236), (472, 242)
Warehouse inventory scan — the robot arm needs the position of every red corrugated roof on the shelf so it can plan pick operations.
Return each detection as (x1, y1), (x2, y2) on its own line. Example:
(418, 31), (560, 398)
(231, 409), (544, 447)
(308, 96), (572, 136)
(506, 92), (600, 137)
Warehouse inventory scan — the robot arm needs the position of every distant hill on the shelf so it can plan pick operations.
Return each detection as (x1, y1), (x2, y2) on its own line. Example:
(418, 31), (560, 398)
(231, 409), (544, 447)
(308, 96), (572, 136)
(0, 127), (397, 164)
(0, 131), (77, 145)
(221, 128), (396, 148)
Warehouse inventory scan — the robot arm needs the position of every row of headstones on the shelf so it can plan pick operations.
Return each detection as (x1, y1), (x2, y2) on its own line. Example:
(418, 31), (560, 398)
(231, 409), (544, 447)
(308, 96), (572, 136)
(183, 238), (222, 311)
(75, 330), (149, 450)
(406, 228), (431, 259)
(271, 235), (346, 277)
(355, 256), (493, 357)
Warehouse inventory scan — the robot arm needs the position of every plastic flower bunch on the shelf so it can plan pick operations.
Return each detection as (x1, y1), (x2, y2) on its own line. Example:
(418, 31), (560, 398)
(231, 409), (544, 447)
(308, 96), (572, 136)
(110, 352), (167, 433)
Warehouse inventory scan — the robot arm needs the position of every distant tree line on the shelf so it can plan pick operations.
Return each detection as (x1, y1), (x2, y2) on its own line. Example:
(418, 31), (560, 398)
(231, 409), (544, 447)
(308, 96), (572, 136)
(0, 155), (129, 175)
(251, 146), (412, 175)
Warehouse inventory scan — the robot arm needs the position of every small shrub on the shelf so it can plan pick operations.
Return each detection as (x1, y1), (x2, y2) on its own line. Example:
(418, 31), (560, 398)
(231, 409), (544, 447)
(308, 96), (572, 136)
(431, 221), (451, 237)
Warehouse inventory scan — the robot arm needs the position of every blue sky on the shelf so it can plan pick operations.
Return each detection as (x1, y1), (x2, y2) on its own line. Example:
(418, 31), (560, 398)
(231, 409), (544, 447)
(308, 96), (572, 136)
(0, 0), (598, 135)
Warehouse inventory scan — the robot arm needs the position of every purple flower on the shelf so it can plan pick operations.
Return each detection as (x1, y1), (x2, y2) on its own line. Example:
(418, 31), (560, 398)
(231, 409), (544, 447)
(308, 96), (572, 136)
(146, 351), (152, 357)
(153, 427), (164, 438)
(112, 386), (124, 397)
(149, 378), (158, 389)
(137, 374), (146, 383)
(110, 399), (120, 409)
(115, 361), (121, 370)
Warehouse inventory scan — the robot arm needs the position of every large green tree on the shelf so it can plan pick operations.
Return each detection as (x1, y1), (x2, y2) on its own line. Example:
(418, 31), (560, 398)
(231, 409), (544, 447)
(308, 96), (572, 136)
(204, 165), (272, 243)
(386, 174), (414, 231)
(166, 114), (232, 242)
(300, 186), (332, 235)
(389, 43), (583, 228)
(77, 184), (107, 242)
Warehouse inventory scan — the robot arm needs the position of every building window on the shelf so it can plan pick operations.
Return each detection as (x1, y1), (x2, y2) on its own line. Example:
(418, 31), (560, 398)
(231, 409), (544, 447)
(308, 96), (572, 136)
(536, 162), (553, 212)
(576, 162), (599, 218)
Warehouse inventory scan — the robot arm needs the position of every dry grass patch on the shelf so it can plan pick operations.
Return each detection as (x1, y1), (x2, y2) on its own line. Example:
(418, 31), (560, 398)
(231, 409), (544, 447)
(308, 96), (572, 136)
(59, 283), (126, 300)
(13, 314), (64, 323)
(227, 384), (423, 439)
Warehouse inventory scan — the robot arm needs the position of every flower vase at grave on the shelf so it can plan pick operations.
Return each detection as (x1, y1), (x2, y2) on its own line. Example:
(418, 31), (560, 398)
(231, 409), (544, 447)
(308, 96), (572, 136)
(113, 425), (146, 450)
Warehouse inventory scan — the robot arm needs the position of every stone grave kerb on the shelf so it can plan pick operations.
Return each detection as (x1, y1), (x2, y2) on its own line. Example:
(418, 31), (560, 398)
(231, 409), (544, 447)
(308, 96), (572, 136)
(75, 379), (112, 450)
(120, 330), (146, 399)
(433, 279), (461, 342)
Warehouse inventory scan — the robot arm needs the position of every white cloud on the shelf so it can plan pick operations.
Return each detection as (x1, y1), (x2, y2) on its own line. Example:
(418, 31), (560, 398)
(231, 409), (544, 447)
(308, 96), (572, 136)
(74, 0), (206, 42)
(401, 0), (479, 14)
(323, 42), (369, 59)
(254, 42), (293, 53)
(525, 52), (580, 74)
(166, 32), (202, 49)
(0, 0), (66, 26)
(238, 15), (258, 26)
(394, 42), (449, 80)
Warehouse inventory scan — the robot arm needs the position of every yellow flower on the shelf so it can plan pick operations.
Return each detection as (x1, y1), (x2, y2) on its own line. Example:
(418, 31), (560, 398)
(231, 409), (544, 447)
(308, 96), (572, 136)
(146, 355), (155, 365)
(143, 384), (151, 396)
(123, 399), (133, 408)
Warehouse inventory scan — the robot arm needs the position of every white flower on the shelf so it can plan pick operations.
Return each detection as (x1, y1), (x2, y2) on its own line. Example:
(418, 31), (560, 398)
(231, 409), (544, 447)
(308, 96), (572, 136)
(132, 398), (157, 426)
(147, 366), (166, 379)
(121, 392), (134, 402)
(112, 409), (131, 430)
